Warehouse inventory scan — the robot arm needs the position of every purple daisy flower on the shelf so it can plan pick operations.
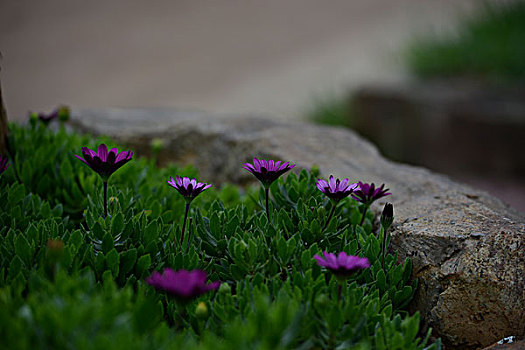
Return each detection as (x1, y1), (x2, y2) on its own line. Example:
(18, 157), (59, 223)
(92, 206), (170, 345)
(168, 176), (212, 247)
(146, 268), (220, 300)
(352, 182), (391, 205)
(75, 144), (133, 181)
(167, 176), (212, 202)
(316, 175), (359, 202)
(75, 144), (133, 218)
(0, 154), (9, 175)
(38, 109), (59, 123)
(242, 157), (295, 223)
(242, 158), (295, 188)
(314, 251), (370, 278)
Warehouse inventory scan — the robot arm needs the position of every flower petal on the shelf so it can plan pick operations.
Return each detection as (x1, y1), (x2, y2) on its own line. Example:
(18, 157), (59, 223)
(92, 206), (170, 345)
(98, 144), (108, 162)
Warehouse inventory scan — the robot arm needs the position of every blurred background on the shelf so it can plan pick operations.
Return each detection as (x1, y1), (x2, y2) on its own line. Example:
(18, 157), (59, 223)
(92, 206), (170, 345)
(1, 0), (524, 212)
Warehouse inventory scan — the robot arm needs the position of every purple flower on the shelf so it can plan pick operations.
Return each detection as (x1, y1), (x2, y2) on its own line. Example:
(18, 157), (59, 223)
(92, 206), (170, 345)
(315, 251), (370, 278)
(38, 109), (59, 123)
(316, 175), (359, 202)
(167, 176), (212, 202)
(0, 154), (9, 174)
(146, 268), (220, 300)
(242, 158), (295, 187)
(75, 144), (133, 181)
(352, 182), (391, 205)
(29, 109), (59, 124)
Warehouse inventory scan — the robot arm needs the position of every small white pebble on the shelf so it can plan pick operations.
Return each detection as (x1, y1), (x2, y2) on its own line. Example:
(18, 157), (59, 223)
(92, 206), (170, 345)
(497, 336), (515, 344)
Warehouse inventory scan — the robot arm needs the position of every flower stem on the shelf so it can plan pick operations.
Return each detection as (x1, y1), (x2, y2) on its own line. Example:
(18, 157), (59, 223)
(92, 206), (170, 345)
(180, 202), (190, 247)
(103, 181), (108, 218)
(322, 203), (337, 232)
(359, 205), (369, 226)
(381, 226), (389, 269)
(265, 187), (270, 223)
(187, 217), (193, 251)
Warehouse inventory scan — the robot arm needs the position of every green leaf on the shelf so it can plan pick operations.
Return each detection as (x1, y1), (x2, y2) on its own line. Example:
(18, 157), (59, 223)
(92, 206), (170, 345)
(102, 269), (113, 281)
(120, 248), (138, 276)
(8, 184), (25, 205)
(36, 175), (51, 196)
(39, 201), (52, 218)
(300, 250), (311, 269)
(15, 234), (33, 267)
(276, 236), (288, 263)
(224, 215), (240, 236)
(91, 222), (105, 241)
(8, 256), (24, 280)
(209, 212), (221, 238)
(51, 203), (63, 217)
(310, 219), (321, 236)
(356, 226), (367, 248)
(136, 254), (151, 279)
(402, 313), (420, 345)
(110, 213), (124, 236)
(106, 248), (120, 277)
(402, 258), (413, 284)
(143, 221), (158, 244)
(133, 295), (162, 333)
(229, 264), (246, 280)
(61, 245), (73, 268)
(247, 239), (257, 261)
(68, 230), (83, 249)
(376, 269), (387, 292)
(391, 332), (404, 349)
(375, 326), (386, 350)
(394, 286), (413, 306)
(101, 232), (114, 254)
(21, 162), (33, 186)
(25, 224), (39, 244)
(95, 253), (106, 275)
(60, 156), (74, 176)
(150, 200), (161, 219)
(161, 209), (174, 222)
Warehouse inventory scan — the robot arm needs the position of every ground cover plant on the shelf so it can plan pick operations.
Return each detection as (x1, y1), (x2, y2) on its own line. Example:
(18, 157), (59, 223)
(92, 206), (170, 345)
(0, 117), (440, 349)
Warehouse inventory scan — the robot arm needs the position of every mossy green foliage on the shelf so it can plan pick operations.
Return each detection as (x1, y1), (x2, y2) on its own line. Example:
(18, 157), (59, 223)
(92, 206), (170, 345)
(0, 122), (440, 349)
(406, 2), (525, 82)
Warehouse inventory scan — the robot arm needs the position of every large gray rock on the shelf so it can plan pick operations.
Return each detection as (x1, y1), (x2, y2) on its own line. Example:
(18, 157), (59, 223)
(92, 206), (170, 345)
(70, 107), (524, 349)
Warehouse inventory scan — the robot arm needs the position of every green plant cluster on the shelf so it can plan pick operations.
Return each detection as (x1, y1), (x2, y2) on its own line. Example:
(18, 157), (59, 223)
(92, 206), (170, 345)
(406, 1), (525, 82)
(0, 123), (440, 349)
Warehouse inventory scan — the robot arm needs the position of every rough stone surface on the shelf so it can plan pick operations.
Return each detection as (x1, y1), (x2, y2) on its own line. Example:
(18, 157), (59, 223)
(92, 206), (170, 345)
(70, 107), (525, 349)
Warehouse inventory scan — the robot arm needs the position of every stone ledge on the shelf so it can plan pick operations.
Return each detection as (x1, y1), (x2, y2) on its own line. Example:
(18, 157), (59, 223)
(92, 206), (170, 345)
(70, 107), (524, 349)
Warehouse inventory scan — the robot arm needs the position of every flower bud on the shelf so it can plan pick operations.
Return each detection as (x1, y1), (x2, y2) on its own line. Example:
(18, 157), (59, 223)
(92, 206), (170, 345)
(380, 203), (394, 230)
(46, 239), (64, 262)
(195, 301), (208, 319)
(29, 112), (39, 127)
(218, 282), (231, 295)
(150, 138), (164, 154)
(58, 105), (70, 122)
(108, 196), (119, 211)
